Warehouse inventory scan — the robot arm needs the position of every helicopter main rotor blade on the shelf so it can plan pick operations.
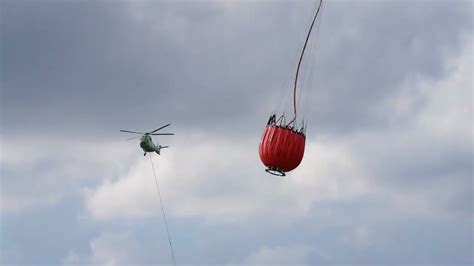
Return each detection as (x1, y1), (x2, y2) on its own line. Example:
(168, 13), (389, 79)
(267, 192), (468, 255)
(120, 130), (145, 134)
(149, 124), (171, 133)
(151, 133), (174, 136)
(126, 136), (141, 141)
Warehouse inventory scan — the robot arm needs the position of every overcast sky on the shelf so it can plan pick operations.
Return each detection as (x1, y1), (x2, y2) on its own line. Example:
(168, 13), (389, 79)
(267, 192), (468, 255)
(1, 0), (473, 265)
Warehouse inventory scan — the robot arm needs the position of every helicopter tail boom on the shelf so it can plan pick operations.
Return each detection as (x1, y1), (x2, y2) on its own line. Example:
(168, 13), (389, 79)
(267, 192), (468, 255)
(155, 145), (170, 155)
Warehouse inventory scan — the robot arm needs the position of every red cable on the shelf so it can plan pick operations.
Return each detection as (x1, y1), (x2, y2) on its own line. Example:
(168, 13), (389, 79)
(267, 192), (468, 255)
(289, 0), (323, 126)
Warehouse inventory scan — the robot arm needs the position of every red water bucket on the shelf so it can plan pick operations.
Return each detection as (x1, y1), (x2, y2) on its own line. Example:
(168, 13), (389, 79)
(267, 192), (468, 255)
(259, 124), (306, 176)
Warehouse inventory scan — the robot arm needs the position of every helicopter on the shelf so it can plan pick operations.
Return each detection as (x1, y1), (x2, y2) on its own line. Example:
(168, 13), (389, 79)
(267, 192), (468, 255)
(120, 124), (174, 156)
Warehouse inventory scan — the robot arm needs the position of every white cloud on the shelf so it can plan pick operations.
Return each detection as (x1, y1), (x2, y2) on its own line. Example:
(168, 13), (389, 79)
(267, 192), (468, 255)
(415, 36), (472, 140)
(61, 231), (171, 266)
(84, 133), (369, 223)
(84, 158), (160, 220)
(62, 251), (81, 266)
(89, 232), (141, 266)
(1, 139), (135, 213)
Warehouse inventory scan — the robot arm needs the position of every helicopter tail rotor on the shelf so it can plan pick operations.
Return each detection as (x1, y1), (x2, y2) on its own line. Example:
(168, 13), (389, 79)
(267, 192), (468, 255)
(156, 145), (170, 155)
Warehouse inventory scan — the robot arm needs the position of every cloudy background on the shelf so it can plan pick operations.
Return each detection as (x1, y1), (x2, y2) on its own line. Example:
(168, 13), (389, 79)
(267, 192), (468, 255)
(1, 0), (472, 265)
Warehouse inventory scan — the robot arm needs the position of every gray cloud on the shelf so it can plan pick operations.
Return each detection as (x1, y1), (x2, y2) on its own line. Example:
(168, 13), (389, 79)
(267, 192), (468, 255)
(2, 0), (471, 137)
(1, 0), (472, 265)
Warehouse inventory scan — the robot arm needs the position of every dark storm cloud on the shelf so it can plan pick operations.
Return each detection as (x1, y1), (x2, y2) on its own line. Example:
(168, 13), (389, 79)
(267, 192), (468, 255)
(1, 1), (181, 136)
(1, 0), (282, 137)
(2, 0), (471, 137)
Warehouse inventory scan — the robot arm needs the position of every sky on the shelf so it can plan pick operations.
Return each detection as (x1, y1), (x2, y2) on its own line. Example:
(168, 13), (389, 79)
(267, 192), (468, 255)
(0, 0), (473, 265)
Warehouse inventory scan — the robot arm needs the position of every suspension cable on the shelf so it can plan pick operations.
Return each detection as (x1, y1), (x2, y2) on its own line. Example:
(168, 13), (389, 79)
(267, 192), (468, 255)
(149, 154), (176, 266)
(288, 0), (323, 126)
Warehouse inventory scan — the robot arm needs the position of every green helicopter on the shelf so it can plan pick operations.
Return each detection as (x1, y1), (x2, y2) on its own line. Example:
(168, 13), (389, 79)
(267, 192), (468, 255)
(120, 124), (174, 156)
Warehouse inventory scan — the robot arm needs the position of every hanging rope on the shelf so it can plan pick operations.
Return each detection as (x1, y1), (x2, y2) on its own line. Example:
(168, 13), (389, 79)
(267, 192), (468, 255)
(288, 0), (323, 126)
(149, 154), (176, 266)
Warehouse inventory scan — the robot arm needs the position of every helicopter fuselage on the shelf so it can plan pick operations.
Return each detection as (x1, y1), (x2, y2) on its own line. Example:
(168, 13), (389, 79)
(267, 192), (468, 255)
(140, 135), (159, 153)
